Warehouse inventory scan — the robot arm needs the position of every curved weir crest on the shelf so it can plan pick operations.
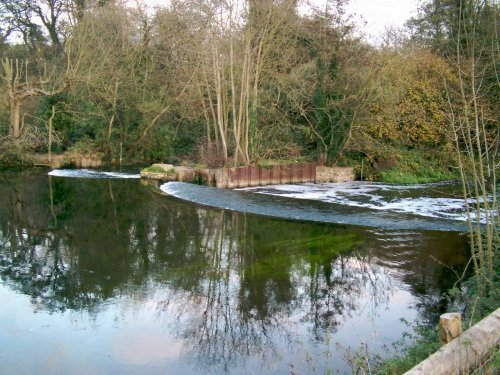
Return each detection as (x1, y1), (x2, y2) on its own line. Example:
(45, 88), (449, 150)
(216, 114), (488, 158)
(47, 170), (471, 231)
(160, 181), (470, 232)
(49, 169), (140, 179)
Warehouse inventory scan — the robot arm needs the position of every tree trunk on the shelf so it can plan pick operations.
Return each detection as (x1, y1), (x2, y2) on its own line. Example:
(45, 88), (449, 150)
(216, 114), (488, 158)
(9, 98), (22, 138)
(48, 105), (56, 162)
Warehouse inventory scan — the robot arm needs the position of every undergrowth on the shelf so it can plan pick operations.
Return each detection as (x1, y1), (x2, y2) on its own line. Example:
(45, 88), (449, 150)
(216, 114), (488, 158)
(142, 165), (171, 173)
(351, 147), (459, 184)
(0, 138), (34, 170)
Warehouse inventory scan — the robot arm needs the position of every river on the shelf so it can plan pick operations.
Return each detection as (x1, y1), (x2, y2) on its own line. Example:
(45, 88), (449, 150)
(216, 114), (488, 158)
(0, 169), (469, 374)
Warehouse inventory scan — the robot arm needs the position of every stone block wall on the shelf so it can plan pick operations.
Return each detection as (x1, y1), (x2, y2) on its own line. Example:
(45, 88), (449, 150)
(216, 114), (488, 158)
(315, 166), (355, 183)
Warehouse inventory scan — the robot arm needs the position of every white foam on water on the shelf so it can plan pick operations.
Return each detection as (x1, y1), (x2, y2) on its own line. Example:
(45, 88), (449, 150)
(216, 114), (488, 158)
(49, 169), (140, 179)
(242, 181), (487, 223)
(160, 182), (474, 231)
(160, 182), (180, 195)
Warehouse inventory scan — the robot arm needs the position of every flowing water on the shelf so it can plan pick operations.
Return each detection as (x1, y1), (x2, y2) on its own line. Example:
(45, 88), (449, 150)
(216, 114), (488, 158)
(0, 170), (470, 374)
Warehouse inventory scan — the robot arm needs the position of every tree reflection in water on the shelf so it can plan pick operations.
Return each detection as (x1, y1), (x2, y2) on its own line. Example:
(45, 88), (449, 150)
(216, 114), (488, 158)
(0, 171), (468, 373)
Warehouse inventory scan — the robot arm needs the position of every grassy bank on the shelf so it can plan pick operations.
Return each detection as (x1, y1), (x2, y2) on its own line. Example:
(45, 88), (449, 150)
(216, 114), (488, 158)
(347, 147), (459, 184)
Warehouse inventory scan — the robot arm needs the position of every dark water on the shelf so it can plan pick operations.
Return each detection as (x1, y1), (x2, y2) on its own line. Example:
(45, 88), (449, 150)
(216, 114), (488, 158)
(0, 170), (469, 374)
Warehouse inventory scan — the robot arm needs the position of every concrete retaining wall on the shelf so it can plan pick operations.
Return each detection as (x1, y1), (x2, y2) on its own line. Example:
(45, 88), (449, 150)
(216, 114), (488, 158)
(316, 165), (355, 183)
(33, 153), (102, 168)
(141, 163), (355, 188)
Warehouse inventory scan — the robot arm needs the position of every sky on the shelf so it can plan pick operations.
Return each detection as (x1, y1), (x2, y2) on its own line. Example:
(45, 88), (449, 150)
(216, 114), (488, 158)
(344, 0), (420, 40)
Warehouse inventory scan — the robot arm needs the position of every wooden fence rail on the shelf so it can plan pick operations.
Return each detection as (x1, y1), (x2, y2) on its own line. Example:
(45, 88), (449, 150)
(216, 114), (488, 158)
(404, 307), (500, 375)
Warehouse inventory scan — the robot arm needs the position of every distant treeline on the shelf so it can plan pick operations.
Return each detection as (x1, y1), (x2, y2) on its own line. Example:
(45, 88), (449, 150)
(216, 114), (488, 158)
(0, 0), (498, 181)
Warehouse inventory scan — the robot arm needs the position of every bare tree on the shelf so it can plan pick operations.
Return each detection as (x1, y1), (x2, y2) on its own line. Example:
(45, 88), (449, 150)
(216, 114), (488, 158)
(445, 0), (499, 299)
(194, 0), (297, 165)
(0, 0), (68, 48)
(1, 58), (67, 138)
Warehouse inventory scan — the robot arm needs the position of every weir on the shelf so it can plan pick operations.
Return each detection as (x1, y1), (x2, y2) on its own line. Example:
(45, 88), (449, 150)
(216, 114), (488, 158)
(140, 163), (355, 188)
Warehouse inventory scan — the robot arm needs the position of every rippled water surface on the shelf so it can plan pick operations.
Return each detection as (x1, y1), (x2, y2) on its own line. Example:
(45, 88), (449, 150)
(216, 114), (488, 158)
(161, 181), (470, 231)
(0, 170), (469, 374)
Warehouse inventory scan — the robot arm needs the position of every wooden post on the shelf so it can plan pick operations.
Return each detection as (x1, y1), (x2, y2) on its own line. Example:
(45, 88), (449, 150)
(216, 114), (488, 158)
(439, 312), (463, 345)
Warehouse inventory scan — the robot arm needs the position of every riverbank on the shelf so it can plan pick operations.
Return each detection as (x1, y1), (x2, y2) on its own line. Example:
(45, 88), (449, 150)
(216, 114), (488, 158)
(1, 139), (460, 185)
(349, 147), (460, 184)
(0, 144), (103, 170)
